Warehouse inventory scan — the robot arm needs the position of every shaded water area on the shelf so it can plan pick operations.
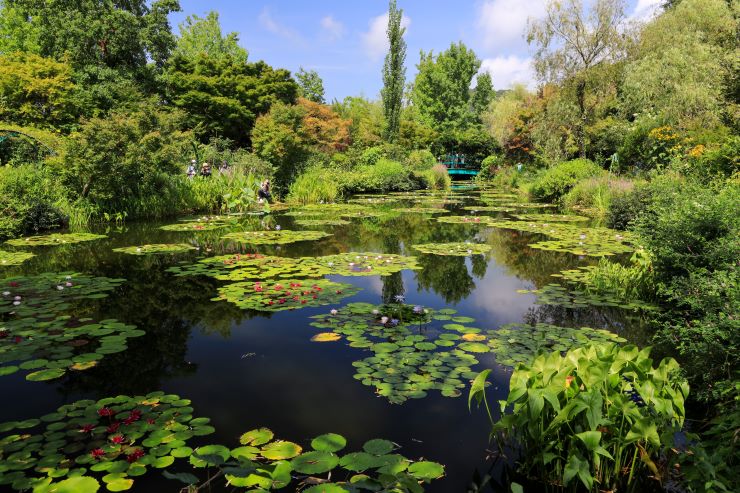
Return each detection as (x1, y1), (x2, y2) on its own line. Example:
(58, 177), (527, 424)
(0, 185), (649, 492)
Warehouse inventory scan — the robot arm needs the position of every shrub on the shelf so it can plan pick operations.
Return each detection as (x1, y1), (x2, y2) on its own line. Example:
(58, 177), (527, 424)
(606, 184), (655, 230)
(563, 176), (638, 218)
(0, 165), (68, 239)
(424, 164), (451, 191)
(477, 154), (503, 181)
(530, 158), (603, 202)
(470, 343), (689, 492)
(405, 149), (436, 170)
(341, 158), (420, 193)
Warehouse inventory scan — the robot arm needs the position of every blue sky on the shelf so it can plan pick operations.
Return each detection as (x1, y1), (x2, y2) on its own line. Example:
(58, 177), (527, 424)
(170, 0), (662, 102)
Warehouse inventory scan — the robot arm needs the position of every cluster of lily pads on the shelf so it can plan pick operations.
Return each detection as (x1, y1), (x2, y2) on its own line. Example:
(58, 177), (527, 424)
(462, 206), (515, 213)
(112, 244), (197, 256)
(215, 279), (361, 312)
(294, 219), (351, 227)
(511, 213), (589, 223)
(0, 250), (34, 267)
(0, 392), (213, 492)
(309, 303), (490, 404)
(393, 207), (448, 215)
(485, 322), (626, 367)
(517, 282), (656, 311)
(167, 428), (445, 492)
(436, 215), (496, 225)
(0, 273), (135, 381)
(5, 233), (107, 247)
(222, 230), (331, 245)
(412, 242), (491, 257)
(487, 220), (634, 256)
(168, 252), (420, 281)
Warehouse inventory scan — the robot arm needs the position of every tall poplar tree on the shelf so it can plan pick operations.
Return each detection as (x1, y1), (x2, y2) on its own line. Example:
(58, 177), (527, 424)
(381, 0), (406, 143)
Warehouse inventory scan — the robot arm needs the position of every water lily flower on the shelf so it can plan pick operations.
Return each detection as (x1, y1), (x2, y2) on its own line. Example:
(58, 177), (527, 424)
(9, 282), (19, 287)
(336, 290), (342, 294)
(110, 435), (126, 445)
(56, 285), (64, 291)
(580, 234), (586, 240)
(14, 296), (21, 301)
(275, 225), (281, 231)
(348, 262), (354, 266)
(106, 423), (120, 434)
(413, 305), (423, 314)
(65, 276), (72, 280)
(327, 262), (334, 267)
(390, 319), (400, 326)
(372, 309), (379, 315)
(126, 449), (145, 463)
(12, 301), (20, 306)
(90, 448), (106, 460)
(80, 424), (95, 433)
(380, 316), (389, 324)
(146, 418), (155, 424)
(98, 407), (115, 417)
(2, 291), (9, 296)
(330, 309), (338, 315)
(394, 295), (405, 302)
(65, 282), (73, 287)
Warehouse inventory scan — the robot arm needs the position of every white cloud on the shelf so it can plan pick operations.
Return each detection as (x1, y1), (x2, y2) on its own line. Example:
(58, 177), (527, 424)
(477, 0), (547, 52)
(258, 7), (302, 42)
(361, 11), (411, 61)
(320, 15), (345, 42)
(627, 0), (663, 23)
(480, 55), (536, 90)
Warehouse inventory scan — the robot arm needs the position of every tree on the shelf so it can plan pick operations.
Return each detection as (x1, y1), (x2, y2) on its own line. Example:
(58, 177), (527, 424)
(470, 72), (494, 120)
(0, 52), (79, 129)
(295, 67), (325, 104)
(162, 54), (297, 146)
(4, 0), (181, 70)
(482, 84), (537, 162)
(0, 0), (41, 54)
(298, 98), (350, 153)
(381, 0), (406, 143)
(332, 96), (383, 148)
(173, 11), (248, 62)
(527, 0), (625, 156)
(411, 42), (482, 133)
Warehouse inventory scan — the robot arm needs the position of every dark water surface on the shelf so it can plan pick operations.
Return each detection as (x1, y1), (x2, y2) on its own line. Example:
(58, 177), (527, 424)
(0, 188), (646, 492)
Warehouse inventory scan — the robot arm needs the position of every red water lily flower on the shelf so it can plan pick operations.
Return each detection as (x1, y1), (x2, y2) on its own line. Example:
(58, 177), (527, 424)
(267, 300), (274, 305)
(8, 281), (19, 288)
(13, 336), (22, 343)
(301, 300), (306, 304)
(274, 284), (283, 291)
(0, 331), (8, 338)
(336, 290), (342, 294)
(80, 424), (95, 433)
(146, 418), (155, 425)
(106, 422), (120, 434)
(126, 449), (145, 463)
(98, 407), (115, 417)
(110, 435), (126, 444)
(90, 448), (106, 459)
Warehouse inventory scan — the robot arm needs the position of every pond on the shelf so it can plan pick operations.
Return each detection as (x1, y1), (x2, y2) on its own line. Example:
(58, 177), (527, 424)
(0, 185), (650, 492)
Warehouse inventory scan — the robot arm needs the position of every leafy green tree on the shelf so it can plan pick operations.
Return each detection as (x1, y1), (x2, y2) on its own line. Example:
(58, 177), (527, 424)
(332, 96), (383, 148)
(4, 0), (181, 69)
(0, 52), (79, 129)
(251, 101), (309, 195)
(527, 0), (625, 156)
(621, 0), (736, 129)
(162, 54), (297, 146)
(470, 72), (494, 120)
(411, 42), (481, 133)
(381, 0), (406, 143)
(173, 11), (248, 62)
(61, 100), (191, 208)
(295, 67), (325, 104)
(0, 0), (41, 54)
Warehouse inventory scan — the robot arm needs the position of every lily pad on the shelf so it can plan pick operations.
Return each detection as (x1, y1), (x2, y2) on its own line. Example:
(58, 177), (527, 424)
(5, 233), (107, 247)
(222, 230), (331, 245)
(215, 279), (361, 312)
(112, 244), (197, 256)
(311, 433), (347, 453)
(412, 242), (491, 256)
(0, 250), (35, 267)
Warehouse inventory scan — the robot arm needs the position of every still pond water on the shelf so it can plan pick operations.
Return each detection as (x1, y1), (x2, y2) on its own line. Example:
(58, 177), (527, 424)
(0, 185), (647, 492)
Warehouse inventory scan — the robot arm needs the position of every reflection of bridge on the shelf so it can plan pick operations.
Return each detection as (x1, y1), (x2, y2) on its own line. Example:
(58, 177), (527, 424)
(439, 153), (479, 177)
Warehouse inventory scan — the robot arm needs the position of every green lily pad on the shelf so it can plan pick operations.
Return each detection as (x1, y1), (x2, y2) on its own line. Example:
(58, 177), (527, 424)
(260, 441), (302, 460)
(311, 433), (347, 453)
(5, 233), (107, 247)
(412, 242), (491, 256)
(112, 244), (197, 256)
(0, 250), (35, 267)
(363, 439), (394, 455)
(222, 230), (331, 245)
(240, 428), (274, 446)
(291, 451), (339, 474)
(408, 461), (445, 480)
(215, 279), (360, 312)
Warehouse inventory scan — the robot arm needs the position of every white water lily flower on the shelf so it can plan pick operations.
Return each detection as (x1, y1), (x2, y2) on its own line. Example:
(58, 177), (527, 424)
(327, 262), (334, 267)
(56, 285), (64, 291)
(371, 309), (379, 315)
(14, 296), (21, 301)
(2, 291), (9, 296)
(65, 282), (73, 287)
(381, 316), (389, 324)
(579, 234), (586, 240)
(330, 309), (338, 315)
(65, 276), (72, 280)
(348, 262), (354, 266)
(13, 301), (21, 306)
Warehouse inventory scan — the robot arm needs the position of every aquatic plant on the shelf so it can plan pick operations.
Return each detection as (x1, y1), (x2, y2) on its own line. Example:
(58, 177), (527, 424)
(500, 202), (558, 209)
(112, 244), (197, 256)
(485, 322), (626, 367)
(0, 392), (213, 491)
(215, 279), (361, 312)
(436, 215), (497, 225)
(393, 207), (449, 215)
(309, 303), (488, 404)
(470, 343), (688, 492)
(5, 233), (107, 247)
(295, 218), (351, 227)
(222, 230), (331, 245)
(517, 283), (656, 311)
(165, 427), (445, 492)
(462, 206), (516, 212)
(412, 242), (491, 257)
(0, 250), (34, 266)
(512, 213), (590, 223)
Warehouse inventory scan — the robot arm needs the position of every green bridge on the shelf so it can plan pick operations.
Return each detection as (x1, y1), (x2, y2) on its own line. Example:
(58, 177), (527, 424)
(439, 153), (479, 177)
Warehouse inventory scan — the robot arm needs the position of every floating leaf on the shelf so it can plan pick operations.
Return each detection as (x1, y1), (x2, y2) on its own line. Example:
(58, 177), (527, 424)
(311, 433), (347, 453)
(240, 428), (274, 446)
(0, 250), (35, 266)
(407, 461), (445, 480)
(311, 333), (342, 343)
(222, 230), (331, 245)
(215, 279), (360, 312)
(5, 233), (107, 247)
(412, 242), (491, 256)
(260, 441), (302, 460)
(290, 451), (339, 474)
(112, 244), (197, 256)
